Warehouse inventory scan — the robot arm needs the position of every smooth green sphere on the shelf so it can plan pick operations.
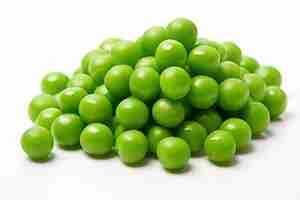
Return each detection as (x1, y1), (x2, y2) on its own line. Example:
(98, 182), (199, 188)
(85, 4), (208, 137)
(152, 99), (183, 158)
(135, 56), (159, 72)
(28, 94), (58, 121)
(142, 26), (169, 56)
(160, 66), (191, 100)
(80, 123), (113, 155)
(194, 109), (223, 133)
(157, 137), (191, 170)
(147, 125), (172, 154)
(94, 85), (119, 108)
(57, 87), (87, 113)
(114, 125), (127, 140)
(240, 55), (260, 73)
(41, 72), (69, 95)
(262, 86), (287, 119)
(68, 73), (96, 93)
(193, 38), (226, 60)
(222, 41), (242, 64)
(99, 37), (123, 52)
(256, 65), (282, 86)
(35, 108), (62, 130)
(81, 49), (107, 74)
(239, 67), (249, 79)
(216, 61), (241, 82)
(21, 126), (54, 160)
(243, 73), (266, 101)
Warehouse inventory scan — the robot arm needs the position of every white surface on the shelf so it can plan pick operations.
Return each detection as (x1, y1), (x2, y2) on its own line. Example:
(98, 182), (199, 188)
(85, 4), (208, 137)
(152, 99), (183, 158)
(0, 0), (300, 199)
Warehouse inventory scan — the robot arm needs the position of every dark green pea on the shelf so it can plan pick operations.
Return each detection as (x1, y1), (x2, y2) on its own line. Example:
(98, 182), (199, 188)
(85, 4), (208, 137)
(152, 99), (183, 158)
(194, 109), (223, 133)
(240, 55), (260, 73)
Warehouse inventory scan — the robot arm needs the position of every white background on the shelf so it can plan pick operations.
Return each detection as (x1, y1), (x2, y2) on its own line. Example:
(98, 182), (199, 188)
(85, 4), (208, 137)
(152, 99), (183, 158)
(0, 0), (299, 199)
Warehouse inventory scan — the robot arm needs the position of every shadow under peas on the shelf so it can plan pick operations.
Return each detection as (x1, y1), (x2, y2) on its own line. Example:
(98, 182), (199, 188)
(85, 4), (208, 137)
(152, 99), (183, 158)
(59, 144), (82, 151)
(210, 157), (239, 168)
(271, 111), (294, 123)
(164, 163), (193, 174)
(28, 152), (55, 164)
(84, 151), (116, 160)
(238, 144), (254, 155)
(191, 150), (205, 158)
(124, 157), (151, 168)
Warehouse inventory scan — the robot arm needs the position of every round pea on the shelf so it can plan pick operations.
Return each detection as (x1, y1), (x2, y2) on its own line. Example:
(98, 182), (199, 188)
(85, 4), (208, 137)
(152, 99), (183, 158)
(94, 85), (119, 108)
(28, 94), (58, 121)
(243, 73), (266, 101)
(147, 125), (172, 154)
(256, 65), (282, 86)
(216, 61), (241, 82)
(68, 73), (96, 93)
(193, 38), (226, 60)
(135, 56), (159, 72)
(57, 87), (87, 113)
(194, 109), (223, 133)
(41, 72), (69, 95)
(239, 67), (249, 79)
(114, 125), (127, 140)
(81, 49), (107, 74)
(35, 108), (62, 130)
(262, 86), (287, 119)
(240, 55), (260, 73)
(222, 41), (242, 64)
(111, 40), (142, 66)
(99, 37), (123, 52)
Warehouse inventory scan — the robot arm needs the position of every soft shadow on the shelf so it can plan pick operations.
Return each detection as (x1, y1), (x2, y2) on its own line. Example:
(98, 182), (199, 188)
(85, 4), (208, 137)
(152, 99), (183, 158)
(164, 163), (192, 174)
(124, 157), (151, 168)
(191, 151), (205, 158)
(252, 130), (274, 140)
(238, 144), (254, 155)
(28, 152), (55, 164)
(210, 158), (238, 168)
(59, 144), (82, 151)
(271, 111), (294, 122)
(84, 151), (116, 160)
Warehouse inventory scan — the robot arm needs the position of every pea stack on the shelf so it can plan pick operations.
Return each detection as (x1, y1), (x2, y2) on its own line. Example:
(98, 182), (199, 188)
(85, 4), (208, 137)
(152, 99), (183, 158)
(21, 18), (287, 171)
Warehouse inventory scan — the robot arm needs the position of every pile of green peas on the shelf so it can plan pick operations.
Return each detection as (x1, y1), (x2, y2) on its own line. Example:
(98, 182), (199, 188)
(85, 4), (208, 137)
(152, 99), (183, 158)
(21, 18), (288, 171)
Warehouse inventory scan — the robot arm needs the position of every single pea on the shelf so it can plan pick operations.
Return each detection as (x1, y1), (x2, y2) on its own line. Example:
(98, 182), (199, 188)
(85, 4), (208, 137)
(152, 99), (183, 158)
(177, 121), (207, 153)
(88, 53), (114, 85)
(51, 114), (84, 146)
(41, 72), (69, 95)
(243, 73), (266, 101)
(147, 125), (172, 154)
(129, 67), (160, 102)
(193, 38), (226, 60)
(220, 118), (252, 151)
(188, 45), (220, 77)
(152, 98), (185, 128)
(81, 49), (108, 73)
(28, 94), (58, 121)
(240, 55), (260, 73)
(80, 123), (113, 155)
(188, 75), (218, 109)
(68, 73), (96, 93)
(160, 66), (191, 100)
(135, 56), (159, 72)
(35, 108), (62, 130)
(194, 109), (223, 133)
(141, 26), (169, 56)
(116, 97), (149, 129)
(157, 137), (191, 170)
(104, 65), (133, 99)
(262, 86), (287, 119)
(99, 37), (123, 52)
(222, 41), (242, 64)
(218, 78), (250, 111)
(239, 67), (249, 79)
(114, 125), (127, 140)
(216, 61), (241, 82)
(94, 85), (119, 108)
(21, 126), (53, 161)
(79, 94), (113, 124)
(116, 130), (148, 164)
(155, 39), (187, 72)
(167, 18), (197, 50)
(204, 130), (236, 163)
(256, 65), (282, 86)
(241, 101), (270, 137)
(57, 87), (87, 113)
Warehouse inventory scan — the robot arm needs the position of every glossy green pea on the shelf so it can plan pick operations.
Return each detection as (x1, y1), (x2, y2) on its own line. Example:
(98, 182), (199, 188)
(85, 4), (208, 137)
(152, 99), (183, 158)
(177, 121), (207, 153)
(21, 126), (54, 161)
(80, 123), (113, 155)
(256, 65), (282, 86)
(141, 26), (169, 56)
(204, 130), (236, 163)
(94, 85), (119, 108)
(116, 97), (149, 129)
(99, 37), (123, 52)
(188, 45), (220, 77)
(35, 108), (62, 130)
(157, 137), (191, 170)
(68, 73), (96, 93)
(155, 39), (187, 72)
(194, 109), (223, 133)
(28, 94), (58, 121)
(116, 130), (148, 164)
(239, 67), (249, 79)
(216, 61), (241, 82)
(41, 72), (69, 95)
(220, 118), (252, 151)
(222, 41), (242, 64)
(51, 114), (84, 147)
(104, 65), (133, 99)
(193, 38), (226, 60)
(79, 94), (113, 124)
(167, 17), (197, 50)
(147, 125), (172, 154)
(240, 55), (260, 73)
(152, 98), (185, 128)
(57, 87), (87, 113)
(135, 56), (159, 72)
(188, 75), (218, 109)
(160, 66), (191, 100)
(218, 78), (250, 111)
(81, 49), (108, 73)
(262, 86), (287, 119)
(129, 67), (160, 102)
(243, 73), (266, 101)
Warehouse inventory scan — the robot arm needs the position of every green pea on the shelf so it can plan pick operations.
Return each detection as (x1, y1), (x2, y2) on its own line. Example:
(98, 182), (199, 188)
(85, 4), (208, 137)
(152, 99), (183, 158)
(135, 36), (146, 57)
(116, 130), (148, 164)
(28, 94), (58, 121)
(222, 41), (242, 64)
(262, 86), (287, 119)
(188, 75), (218, 109)
(99, 37), (123, 52)
(194, 109), (223, 133)
(193, 38), (226, 60)
(152, 98), (185, 128)
(94, 84), (119, 108)
(116, 97), (149, 129)
(157, 137), (191, 170)
(218, 78), (250, 111)
(216, 61), (241, 82)
(256, 65), (282, 86)
(51, 114), (84, 147)
(147, 125), (172, 154)
(160, 66), (191, 100)
(114, 125), (127, 140)
(204, 130), (236, 163)
(220, 118), (252, 151)
(79, 94), (113, 124)
(188, 45), (220, 77)
(141, 26), (169, 56)
(129, 67), (160, 102)
(167, 18), (197, 50)
(80, 123), (113, 155)
(240, 55), (260, 73)
(41, 72), (69, 95)
(135, 56), (159, 72)
(155, 39), (187, 72)
(35, 108), (62, 130)
(104, 65), (133, 99)
(81, 49), (108, 73)
(177, 121), (207, 153)
(239, 67), (249, 79)
(57, 87), (87, 113)
(68, 73), (96, 93)
(243, 73), (266, 101)
(21, 126), (53, 161)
